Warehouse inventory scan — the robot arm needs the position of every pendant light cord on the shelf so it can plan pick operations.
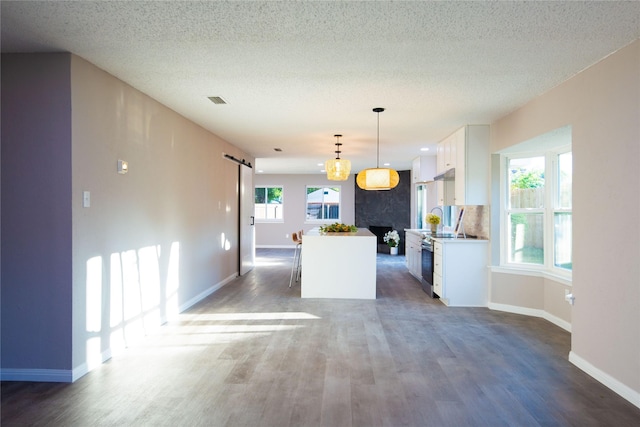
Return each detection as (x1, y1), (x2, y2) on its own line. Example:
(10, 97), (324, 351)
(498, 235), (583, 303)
(373, 107), (384, 168)
(376, 111), (380, 168)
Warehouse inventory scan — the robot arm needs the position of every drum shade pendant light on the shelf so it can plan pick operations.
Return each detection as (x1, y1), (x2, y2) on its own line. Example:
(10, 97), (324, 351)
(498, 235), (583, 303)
(356, 108), (400, 190)
(325, 134), (351, 181)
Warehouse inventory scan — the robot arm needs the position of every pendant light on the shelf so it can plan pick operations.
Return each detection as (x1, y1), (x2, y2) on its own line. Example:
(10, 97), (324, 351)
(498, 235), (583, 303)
(325, 134), (351, 181)
(356, 107), (400, 190)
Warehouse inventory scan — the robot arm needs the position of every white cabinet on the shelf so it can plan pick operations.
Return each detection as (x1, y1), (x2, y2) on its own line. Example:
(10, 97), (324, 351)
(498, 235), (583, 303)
(437, 131), (458, 173)
(435, 125), (490, 206)
(436, 180), (445, 205)
(453, 125), (490, 206)
(436, 142), (445, 173)
(433, 241), (443, 296)
(412, 156), (436, 183)
(432, 239), (488, 306)
(435, 179), (455, 206)
(404, 230), (423, 281)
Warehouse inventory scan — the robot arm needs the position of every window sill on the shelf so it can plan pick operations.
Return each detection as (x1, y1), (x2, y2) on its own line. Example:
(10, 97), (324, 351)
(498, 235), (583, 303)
(491, 265), (572, 286)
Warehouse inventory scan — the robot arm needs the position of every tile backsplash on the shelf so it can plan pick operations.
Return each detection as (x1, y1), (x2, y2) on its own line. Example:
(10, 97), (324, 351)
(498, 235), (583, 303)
(460, 205), (490, 239)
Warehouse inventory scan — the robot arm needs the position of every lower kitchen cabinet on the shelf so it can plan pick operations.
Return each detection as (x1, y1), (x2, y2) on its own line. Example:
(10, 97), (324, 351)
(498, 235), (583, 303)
(404, 230), (423, 281)
(432, 239), (489, 306)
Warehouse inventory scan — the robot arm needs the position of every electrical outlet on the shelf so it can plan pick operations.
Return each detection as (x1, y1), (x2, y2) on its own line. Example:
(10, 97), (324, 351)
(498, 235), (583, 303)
(565, 290), (575, 305)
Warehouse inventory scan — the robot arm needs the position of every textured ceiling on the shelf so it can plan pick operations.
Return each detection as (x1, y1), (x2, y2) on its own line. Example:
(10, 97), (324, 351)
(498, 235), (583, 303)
(2, 1), (639, 174)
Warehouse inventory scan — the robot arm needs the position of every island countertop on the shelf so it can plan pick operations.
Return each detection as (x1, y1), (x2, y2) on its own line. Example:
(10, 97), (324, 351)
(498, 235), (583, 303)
(306, 227), (375, 237)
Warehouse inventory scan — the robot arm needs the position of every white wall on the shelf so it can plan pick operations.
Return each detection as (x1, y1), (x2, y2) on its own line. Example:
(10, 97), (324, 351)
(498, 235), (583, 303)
(254, 174), (355, 247)
(2, 53), (253, 382)
(70, 56), (253, 378)
(490, 40), (640, 406)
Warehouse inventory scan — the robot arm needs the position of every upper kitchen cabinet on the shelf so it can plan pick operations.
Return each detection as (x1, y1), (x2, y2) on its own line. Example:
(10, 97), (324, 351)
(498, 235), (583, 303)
(412, 155), (436, 183)
(454, 125), (490, 206)
(436, 125), (490, 206)
(436, 132), (458, 173)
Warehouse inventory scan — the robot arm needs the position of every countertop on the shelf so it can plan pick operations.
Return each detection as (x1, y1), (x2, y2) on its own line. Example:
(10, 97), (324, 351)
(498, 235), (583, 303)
(404, 228), (488, 243)
(307, 227), (375, 237)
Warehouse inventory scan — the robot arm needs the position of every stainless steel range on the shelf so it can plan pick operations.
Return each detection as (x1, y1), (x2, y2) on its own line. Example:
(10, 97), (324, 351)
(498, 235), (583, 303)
(421, 237), (435, 297)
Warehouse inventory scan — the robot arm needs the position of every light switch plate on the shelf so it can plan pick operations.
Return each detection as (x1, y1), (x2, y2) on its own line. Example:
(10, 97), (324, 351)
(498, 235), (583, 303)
(83, 191), (91, 208)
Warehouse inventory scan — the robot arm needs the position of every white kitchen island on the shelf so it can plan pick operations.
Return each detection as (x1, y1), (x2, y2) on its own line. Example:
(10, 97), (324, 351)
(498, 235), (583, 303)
(301, 227), (377, 299)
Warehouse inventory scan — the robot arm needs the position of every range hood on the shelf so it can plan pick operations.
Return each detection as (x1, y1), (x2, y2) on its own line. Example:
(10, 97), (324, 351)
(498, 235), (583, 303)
(434, 168), (455, 181)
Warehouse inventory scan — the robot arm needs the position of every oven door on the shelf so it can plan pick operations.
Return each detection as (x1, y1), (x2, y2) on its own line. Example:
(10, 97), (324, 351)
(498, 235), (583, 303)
(421, 243), (435, 297)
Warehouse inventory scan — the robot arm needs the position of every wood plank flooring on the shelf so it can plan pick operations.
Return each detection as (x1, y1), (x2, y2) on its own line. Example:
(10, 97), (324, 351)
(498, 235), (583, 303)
(2, 248), (640, 426)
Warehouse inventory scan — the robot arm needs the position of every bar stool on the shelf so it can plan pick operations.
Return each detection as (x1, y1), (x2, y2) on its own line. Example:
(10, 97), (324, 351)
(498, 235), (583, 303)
(289, 232), (302, 287)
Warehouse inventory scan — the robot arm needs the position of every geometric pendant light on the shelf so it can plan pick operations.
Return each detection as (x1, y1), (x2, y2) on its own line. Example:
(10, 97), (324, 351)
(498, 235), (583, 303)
(325, 134), (351, 181)
(356, 107), (400, 190)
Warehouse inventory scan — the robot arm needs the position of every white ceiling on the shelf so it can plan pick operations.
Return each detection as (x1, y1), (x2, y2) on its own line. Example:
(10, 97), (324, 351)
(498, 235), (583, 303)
(2, 1), (639, 174)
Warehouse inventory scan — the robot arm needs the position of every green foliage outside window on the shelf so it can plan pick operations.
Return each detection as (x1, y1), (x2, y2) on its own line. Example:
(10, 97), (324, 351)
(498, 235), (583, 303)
(267, 187), (282, 203)
(510, 169), (545, 189)
(255, 187), (282, 204)
(255, 186), (283, 221)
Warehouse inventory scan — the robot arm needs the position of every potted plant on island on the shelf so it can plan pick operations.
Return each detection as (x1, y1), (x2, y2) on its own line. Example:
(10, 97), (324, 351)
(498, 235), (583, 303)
(427, 213), (441, 234)
(384, 230), (400, 255)
(319, 222), (357, 233)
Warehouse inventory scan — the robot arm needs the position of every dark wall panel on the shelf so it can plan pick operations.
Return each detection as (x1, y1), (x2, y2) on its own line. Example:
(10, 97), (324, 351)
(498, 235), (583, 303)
(355, 170), (411, 254)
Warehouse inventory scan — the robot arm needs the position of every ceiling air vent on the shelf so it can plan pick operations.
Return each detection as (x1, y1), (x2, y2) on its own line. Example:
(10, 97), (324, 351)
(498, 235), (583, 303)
(208, 96), (227, 105)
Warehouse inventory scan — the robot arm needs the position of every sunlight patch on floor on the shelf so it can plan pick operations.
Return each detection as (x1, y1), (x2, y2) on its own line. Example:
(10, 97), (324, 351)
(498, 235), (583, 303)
(175, 324), (306, 333)
(254, 259), (290, 267)
(180, 312), (321, 321)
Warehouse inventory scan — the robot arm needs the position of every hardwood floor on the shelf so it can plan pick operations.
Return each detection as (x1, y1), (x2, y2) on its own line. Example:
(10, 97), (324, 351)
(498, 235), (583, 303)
(2, 248), (639, 426)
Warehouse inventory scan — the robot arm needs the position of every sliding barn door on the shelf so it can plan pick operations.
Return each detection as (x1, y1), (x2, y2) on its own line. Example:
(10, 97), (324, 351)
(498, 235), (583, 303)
(239, 164), (255, 275)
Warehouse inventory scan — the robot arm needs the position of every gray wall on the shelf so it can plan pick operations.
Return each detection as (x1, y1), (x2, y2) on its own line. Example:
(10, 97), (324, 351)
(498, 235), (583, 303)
(254, 174), (355, 247)
(1, 53), (74, 371)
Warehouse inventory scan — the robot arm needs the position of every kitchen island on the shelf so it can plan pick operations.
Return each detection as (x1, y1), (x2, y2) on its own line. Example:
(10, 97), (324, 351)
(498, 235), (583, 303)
(301, 227), (377, 299)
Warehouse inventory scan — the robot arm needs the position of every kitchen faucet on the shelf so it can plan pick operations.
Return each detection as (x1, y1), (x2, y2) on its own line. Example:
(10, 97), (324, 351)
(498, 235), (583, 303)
(430, 206), (443, 218)
(428, 206), (444, 234)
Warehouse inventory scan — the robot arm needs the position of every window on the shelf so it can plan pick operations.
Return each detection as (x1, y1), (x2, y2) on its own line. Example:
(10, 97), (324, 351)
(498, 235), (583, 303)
(254, 186), (283, 221)
(554, 151), (572, 270)
(503, 149), (572, 274)
(507, 156), (545, 265)
(306, 186), (341, 221)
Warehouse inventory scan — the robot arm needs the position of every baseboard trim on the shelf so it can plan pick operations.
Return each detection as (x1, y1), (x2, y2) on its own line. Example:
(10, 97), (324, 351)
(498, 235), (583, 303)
(488, 302), (545, 318)
(179, 272), (238, 313)
(542, 311), (571, 333)
(1, 275), (238, 383)
(569, 351), (640, 410)
(71, 348), (113, 382)
(256, 245), (295, 249)
(1, 368), (73, 383)
(488, 302), (571, 332)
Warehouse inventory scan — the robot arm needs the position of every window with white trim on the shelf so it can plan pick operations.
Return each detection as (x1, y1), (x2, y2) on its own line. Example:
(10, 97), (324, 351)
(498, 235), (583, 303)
(554, 151), (572, 270)
(503, 148), (572, 274)
(506, 156), (545, 265)
(254, 186), (283, 222)
(305, 186), (341, 222)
